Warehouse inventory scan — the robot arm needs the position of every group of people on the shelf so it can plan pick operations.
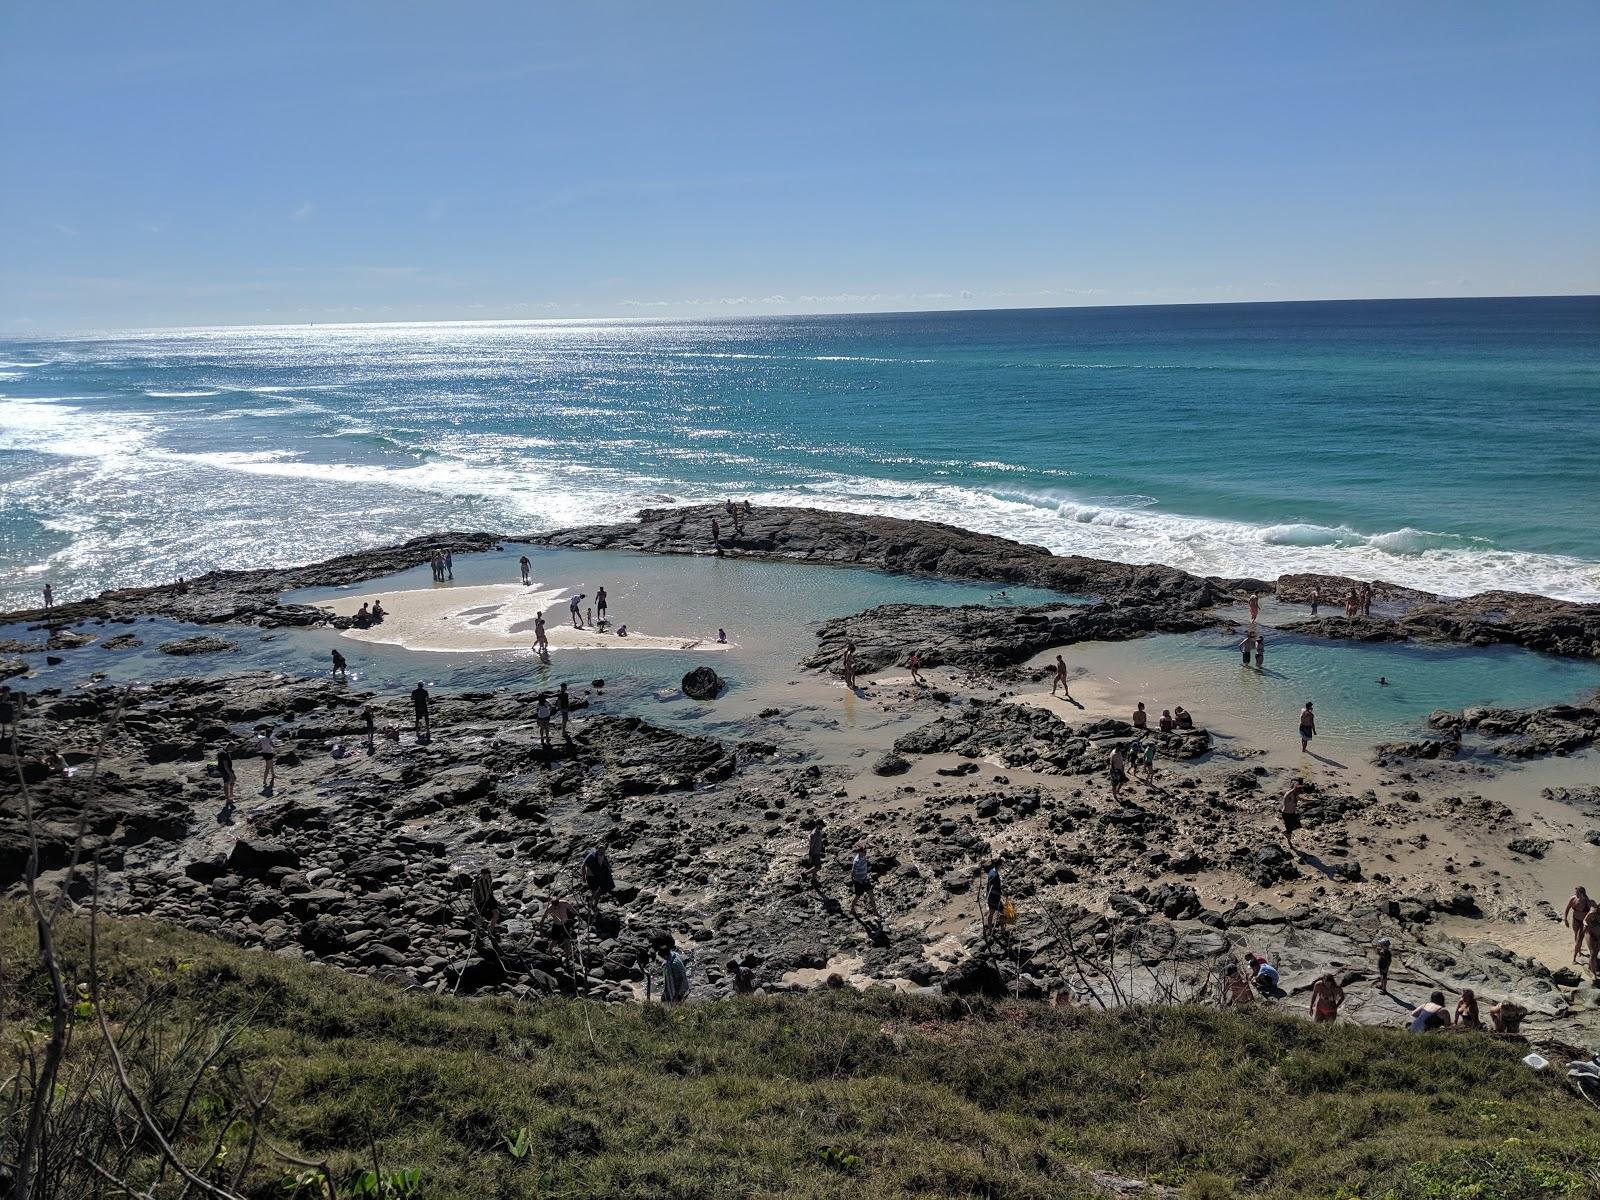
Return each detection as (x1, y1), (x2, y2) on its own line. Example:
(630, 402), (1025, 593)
(1104, 701), (1199, 799)
(350, 599), (387, 629)
(428, 550), (454, 582)
(710, 498), (753, 545)
(1565, 885), (1600, 974)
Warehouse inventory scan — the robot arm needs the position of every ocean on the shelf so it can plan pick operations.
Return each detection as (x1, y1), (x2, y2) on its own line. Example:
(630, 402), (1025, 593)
(2, 296), (1597, 610)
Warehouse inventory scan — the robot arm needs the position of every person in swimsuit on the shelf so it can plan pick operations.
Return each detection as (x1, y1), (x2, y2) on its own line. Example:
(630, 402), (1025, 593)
(1309, 588), (1320, 617)
(1254, 634), (1266, 671)
(907, 651), (925, 686)
(1565, 886), (1593, 964)
(1585, 906), (1600, 975)
(842, 643), (857, 690)
(371, 600), (386, 623)
(1238, 633), (1255, 666)
(1279, 780), (1305, 850)
(595, 586), (607, 622)
(1051, 654), (1070, 699)
(1132, 702), (1148, 730)
(710, 516), (720, 543)
(1247, 593), (1260, 624)
(330, 648), (347, 681)
(541, 897), (578, 964)
(1298, 702), (1316, 752)
(519, 555), (531, 585)
(716, 628), (727, 643)
(1220, 962), (1255, 1007)
(1141, 737), (1157, 786)
(535, 695), (553, 748)
(533, 613), (549, 658)
(1409, 991), (1451, 1033)
(1108, 745), (1128, 802)
(1159, 709), (1175, 733)
(1309, 973), (1344, 1023)
(1375, 937), (1393, 993)
(1454, 988), (1482, 1030)
(353, 602), (372, 629)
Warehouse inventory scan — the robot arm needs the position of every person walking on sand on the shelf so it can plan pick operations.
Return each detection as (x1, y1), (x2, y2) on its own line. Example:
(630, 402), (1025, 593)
(412, 682), (431, 740)
(982, 861), (1005, 938)
(595, 586), (607, 622)
(569, 592), (584, 628)
(849, 846), (878, 918)
(42, 583), (53, 612)
(1237, 632), (1255, 667)
(1309, 973), (1344, 1023)
(519, 554), (531, 585)
(1279, 779), (1305, 850)
(907, 651), (925, 686)
(1108, 744), (1128, 802)
(255, 726), (277, 794)
(842, 643), (857, 690)
(1298, 701), (1317, 752)
(1564, 886), (1594, 964)
(330, 648), (347, 681)
(533, 613), (548, 657)
(1051, 654), (1071, 699)
(1254, 633), (1266, 671)
(216, 745), (236, 811)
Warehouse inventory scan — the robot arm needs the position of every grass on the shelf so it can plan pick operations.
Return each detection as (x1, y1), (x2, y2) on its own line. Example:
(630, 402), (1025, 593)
(4, 908), (1598, 1199)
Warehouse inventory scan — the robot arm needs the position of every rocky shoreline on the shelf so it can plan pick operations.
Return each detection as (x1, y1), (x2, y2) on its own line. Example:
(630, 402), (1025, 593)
(6, 504), (1595, 659)
(5, 503), (1600, 1039)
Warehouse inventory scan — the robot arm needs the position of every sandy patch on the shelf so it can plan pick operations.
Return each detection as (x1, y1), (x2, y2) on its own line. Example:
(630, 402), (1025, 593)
(317, 584), (733, 655)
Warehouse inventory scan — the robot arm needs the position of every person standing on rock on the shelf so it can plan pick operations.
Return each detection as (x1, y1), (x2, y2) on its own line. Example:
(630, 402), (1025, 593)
(711, 516), (721, 544)
(556, 682), (572, 739)
(254, 726), (277, 795)
(1374, 937), (1393, 994)
(1564, 886), (1593, 965)
(982, 861), (1005, 938)
(1140, 738), (1157, 787)
(1108, 744), (1128, 802)
(541, 896), (579, 966)
(1309, 973), (1344, 1023)
(472, 867), (503, 939)
(1279, 779), (1305, 851)
(330, 648), (347, 681)
(1298, 702), (1317, 753)
(1051, 654), (1071, 699)
(581, 844), (614, 913)
(42, 583), (53, 612)
(519, 554), (531, 585)
(216, 745), (237, 811)
(849, 846), (878, 918)
(535, 695), (553, 748)
(1309, 588), (1321, 617)
(842, 643), (857, 691)
(659, 941), (691, 1002)
(412, 683), (431, 741)
(596, 586), (608, 624)
(804, 819), (826, 885)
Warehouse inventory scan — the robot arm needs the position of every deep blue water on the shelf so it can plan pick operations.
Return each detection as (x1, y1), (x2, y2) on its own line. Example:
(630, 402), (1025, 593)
(3, 296), (1597, 610)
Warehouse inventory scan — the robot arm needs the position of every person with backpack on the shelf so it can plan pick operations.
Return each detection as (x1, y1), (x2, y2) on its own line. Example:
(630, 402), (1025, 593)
(659, 941), (690, 1003)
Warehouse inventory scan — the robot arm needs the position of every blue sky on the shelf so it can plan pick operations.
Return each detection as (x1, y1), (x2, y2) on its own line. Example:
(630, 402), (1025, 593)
(2, 1), (1596, 331)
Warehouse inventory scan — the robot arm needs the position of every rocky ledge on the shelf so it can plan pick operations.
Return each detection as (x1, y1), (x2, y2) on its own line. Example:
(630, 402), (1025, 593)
(1375, 696), (1600, 763)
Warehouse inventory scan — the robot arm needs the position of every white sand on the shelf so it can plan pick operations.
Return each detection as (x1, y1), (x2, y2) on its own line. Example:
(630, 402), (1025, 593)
(317, 584), (732, 655)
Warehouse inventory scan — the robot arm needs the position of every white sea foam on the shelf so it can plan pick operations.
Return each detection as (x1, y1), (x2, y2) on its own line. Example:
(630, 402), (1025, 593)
(143, 389), (223, 398)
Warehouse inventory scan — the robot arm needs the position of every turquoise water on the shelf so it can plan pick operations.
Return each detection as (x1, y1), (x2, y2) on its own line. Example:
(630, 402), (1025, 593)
(3, 297), (1597, 610)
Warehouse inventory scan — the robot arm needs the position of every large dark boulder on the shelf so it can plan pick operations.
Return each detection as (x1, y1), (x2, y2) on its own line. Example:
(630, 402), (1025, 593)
(228, 837), (300, 876)
(681, 666), (722, 701)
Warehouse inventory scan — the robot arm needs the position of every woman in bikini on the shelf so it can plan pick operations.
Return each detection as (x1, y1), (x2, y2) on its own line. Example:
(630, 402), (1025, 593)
(1308, 973), (1344, 1023)
(1565, 886), (1594, 965)
(1454, 988), (1482, 1030)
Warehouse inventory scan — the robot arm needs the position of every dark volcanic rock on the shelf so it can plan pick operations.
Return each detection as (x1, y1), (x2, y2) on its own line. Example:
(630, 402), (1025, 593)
(228, 838), (301, 876)
(681, 666), (722, 700)
(871, 752), (911, 776)
(158, 636), (239, 656)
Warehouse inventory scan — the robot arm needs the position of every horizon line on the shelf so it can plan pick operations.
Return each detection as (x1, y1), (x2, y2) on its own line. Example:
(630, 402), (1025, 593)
(8, 291), (1597, 341)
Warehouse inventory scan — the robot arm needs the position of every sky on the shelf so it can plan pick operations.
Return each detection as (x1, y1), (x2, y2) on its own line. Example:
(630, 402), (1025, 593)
(2, 1), (1597, 332)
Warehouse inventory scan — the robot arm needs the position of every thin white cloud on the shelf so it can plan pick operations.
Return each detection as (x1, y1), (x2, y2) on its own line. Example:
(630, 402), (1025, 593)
(290, 202), (314, 222)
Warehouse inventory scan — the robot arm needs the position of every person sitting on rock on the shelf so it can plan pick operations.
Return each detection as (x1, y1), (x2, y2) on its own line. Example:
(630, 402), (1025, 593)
(353, 602), (372, 629)
(727, 958), (757, 995)
(1173, 706), (1194, 730)
(1408, 991), (1452, 1033)
(371, 600), (386, 623)
(1158, 709), (1176, 734)
(471, 868), (502, 940)
(1455, 987), (1482, 1030)
(1488, 999), (1525, 1034)
(1131, 701), (1148, 730)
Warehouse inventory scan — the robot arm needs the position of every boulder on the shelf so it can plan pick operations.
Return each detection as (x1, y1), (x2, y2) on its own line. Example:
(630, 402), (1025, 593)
(681, 666), (722, 700)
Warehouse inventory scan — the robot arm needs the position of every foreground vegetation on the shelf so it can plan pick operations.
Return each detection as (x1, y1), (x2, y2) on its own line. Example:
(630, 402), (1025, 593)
(3, 910), (1597, 1199)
